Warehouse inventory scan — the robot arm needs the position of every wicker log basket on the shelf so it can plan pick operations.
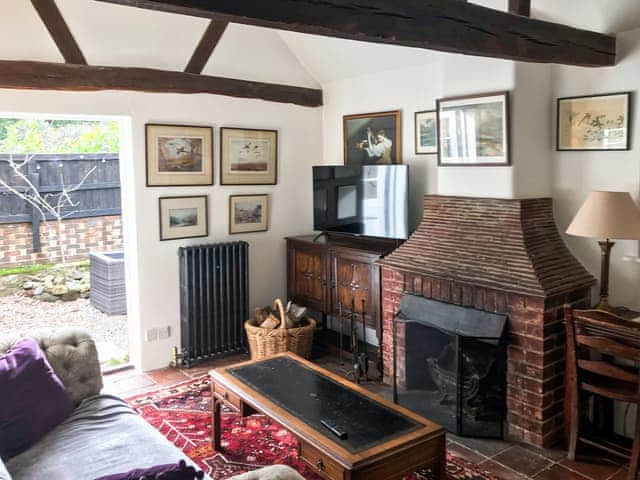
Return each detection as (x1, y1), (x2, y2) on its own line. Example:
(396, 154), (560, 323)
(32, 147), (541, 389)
(245, 298), (316, 360)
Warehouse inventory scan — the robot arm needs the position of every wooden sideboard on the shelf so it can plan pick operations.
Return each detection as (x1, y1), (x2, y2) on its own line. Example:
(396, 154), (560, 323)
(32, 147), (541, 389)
(286, 234), (400, 354)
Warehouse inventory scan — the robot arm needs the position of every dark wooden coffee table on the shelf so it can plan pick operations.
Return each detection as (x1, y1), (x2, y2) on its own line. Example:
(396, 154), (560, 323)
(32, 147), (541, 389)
(209, 353), (446, 480)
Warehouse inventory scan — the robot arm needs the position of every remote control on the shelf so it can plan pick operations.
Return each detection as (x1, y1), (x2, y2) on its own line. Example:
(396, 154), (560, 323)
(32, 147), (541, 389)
(321, 419), (348, 440)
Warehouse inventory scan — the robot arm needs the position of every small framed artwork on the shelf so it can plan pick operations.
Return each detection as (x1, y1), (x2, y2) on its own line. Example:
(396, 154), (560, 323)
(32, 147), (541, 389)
(158, 195), (208, 241)
(145, 124), (213, 186)
(220, 128), (278, 185)
(557, 92), (631, 151)
(229, 194), (269, 234)
(343, 110), (402, 166)
(415, 110), (438, 155)
(437, 92), (510, 166)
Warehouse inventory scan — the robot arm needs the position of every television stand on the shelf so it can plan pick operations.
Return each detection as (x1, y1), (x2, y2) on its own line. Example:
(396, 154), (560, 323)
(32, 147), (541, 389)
(285, 233), (400, 377)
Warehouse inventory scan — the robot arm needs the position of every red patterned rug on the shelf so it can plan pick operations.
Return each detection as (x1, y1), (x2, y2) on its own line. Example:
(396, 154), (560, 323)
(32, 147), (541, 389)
(126, 376), (498, 480)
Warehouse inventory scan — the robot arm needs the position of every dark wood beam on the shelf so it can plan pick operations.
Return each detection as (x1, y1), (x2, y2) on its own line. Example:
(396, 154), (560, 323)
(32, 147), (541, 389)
(95, 0), (616, 67)
(0, 60), (322, 107)
(31, 0), (87, 64)
(509, 0), (531, 17)
(185, 20), (228, 73)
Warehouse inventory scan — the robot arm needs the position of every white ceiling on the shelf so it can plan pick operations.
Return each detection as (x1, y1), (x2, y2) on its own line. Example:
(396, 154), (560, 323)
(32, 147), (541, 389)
(1, 0), (639, 88)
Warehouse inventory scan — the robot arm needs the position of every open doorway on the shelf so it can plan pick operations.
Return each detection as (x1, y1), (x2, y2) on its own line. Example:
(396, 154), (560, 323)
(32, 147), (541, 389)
(0, 116), (130, 371)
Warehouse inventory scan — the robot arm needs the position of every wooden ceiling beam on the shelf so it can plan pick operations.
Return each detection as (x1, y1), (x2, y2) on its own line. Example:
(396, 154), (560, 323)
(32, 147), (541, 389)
(0, 60), (323, 107)
(31, 0), (87, 64)
(95, 0), (616, 67)
(509, 0), (531, 17)
(185, 20), (229, 74)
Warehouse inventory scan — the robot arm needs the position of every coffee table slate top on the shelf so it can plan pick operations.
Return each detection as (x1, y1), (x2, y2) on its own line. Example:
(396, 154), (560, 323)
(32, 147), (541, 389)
(228, 356), (420, 454)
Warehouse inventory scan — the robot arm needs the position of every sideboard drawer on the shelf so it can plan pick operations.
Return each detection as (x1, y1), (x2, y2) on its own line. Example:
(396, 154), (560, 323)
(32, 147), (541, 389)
(299, 440), (345, 480)
(214, 384), (242, 411)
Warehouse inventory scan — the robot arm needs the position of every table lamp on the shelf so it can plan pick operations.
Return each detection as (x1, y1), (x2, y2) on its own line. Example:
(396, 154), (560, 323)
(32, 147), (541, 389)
(566, 191), (640, 311)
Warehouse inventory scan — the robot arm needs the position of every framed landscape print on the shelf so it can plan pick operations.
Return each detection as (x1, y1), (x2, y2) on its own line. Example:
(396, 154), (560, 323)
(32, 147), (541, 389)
(220, 128), (278, 185)
(159, 195), (208, 241)
(146, 124), (213, 186)
(415, 110), (438, 155)
(343, 110), (402, 166)
(557, 92), (631, 151)
(437, 92), (510, 166)
(229, 194), (269, 234)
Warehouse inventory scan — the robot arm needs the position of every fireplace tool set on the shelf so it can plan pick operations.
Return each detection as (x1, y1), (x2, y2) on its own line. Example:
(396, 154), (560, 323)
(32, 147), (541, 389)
(338, 299), (369, 383)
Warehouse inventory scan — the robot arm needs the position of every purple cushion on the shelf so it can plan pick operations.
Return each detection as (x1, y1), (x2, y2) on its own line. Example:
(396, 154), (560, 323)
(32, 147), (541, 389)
(94, 460), (204, 480)
(0, 338), (74, 459)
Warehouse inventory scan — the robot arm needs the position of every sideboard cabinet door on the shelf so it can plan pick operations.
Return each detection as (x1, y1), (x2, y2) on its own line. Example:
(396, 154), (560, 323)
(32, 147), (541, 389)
(286, 240), (328, 312)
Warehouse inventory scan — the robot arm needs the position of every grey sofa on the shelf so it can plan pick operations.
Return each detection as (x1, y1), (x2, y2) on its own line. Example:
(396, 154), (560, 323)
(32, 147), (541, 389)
(0, 328), (303, 480)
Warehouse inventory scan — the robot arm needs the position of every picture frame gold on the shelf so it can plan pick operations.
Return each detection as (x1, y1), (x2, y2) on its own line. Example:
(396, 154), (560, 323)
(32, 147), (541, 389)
(220, 128), (278, 185)
(145, 124), (213, 187)
(229, 194), (269, 234)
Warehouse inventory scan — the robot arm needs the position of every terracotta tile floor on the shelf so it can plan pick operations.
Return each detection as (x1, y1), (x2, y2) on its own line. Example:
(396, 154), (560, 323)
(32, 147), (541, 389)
(104, 352), (629, 480)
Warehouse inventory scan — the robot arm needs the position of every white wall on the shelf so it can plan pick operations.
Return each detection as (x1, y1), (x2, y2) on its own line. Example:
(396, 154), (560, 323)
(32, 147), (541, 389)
(0, 89), (322, 371)
(320, 49), (553, 228)
(551, 27), (640, 310)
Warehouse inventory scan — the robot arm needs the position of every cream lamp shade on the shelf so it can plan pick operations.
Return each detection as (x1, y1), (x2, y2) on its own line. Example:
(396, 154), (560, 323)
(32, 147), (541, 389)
(566, 191), (640, 240)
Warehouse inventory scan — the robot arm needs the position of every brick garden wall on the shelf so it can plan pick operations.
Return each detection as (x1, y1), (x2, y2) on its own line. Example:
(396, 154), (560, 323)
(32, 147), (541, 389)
(0, 215), (122, 267)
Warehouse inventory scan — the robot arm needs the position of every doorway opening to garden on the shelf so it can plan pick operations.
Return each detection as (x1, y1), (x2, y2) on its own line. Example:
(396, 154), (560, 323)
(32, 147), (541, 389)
(0, 115), (130, 372)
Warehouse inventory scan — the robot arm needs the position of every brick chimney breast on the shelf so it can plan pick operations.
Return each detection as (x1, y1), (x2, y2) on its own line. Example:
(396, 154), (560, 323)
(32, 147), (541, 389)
(378, 195), (596, 448)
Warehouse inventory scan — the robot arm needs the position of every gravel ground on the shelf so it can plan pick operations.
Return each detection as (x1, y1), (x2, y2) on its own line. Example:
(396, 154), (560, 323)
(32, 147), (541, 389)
(0, 293), (129, 356)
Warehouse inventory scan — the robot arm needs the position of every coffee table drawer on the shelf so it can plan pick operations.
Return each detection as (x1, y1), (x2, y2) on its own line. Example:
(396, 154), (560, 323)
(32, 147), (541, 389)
(299, 440), (346, 480)
(214, 384), (242, 411)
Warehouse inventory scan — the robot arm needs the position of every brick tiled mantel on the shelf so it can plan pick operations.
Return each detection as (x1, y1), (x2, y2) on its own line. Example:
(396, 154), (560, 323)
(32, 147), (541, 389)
(378, 195), (596, 449)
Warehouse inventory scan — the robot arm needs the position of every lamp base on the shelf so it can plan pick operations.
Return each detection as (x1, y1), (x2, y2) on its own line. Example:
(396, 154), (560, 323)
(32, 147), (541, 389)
(595, 296), (616, 313)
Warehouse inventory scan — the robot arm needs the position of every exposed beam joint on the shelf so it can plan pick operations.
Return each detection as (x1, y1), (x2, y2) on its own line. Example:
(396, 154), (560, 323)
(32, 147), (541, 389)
(185, 20), (229, 74)
(95, 0), (615, 67)
(0, 60), (322, 107)
(31, 0), (87, 64)
(509, 0), (531, 17)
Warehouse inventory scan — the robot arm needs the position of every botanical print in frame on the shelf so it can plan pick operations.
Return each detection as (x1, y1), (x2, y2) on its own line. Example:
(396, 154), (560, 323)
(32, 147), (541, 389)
(146, 124), (213, 186)
(415, 110), (438, 155)
(159, 195), (208, 241)
(557, 92), (631, 151)
(437, 92), (510, 166)
(343, 110), (402, 166)
(220, 128), (278, 185)
(229, 194), (269, 234)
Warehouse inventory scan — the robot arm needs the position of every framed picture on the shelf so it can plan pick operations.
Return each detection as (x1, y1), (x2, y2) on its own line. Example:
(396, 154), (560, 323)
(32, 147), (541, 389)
(158, 195), (208, 241)
(220, 128), (278, 185)
(557, 92), (631, 151)
(343, 110), (402, 166)
(229, 194), (269, 234)
(146, 124), (213, 186)
(437, 92), (510, 166)
(415, 110), (438, 155)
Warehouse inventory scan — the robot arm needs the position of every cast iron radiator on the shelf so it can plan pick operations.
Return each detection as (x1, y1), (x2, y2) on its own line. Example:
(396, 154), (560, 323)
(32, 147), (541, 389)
(178, 242), (249, 367)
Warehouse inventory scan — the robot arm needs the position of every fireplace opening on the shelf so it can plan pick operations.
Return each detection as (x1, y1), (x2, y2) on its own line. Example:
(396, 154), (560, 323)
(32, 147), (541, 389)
(393, 294), (507, 438)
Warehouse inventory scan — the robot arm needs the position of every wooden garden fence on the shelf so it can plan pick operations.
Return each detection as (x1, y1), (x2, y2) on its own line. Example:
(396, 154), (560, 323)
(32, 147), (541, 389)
(0, 153), (121, 251)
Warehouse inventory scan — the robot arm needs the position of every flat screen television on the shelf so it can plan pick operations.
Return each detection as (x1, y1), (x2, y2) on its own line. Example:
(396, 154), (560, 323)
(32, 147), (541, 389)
(313, 165), (409, 240)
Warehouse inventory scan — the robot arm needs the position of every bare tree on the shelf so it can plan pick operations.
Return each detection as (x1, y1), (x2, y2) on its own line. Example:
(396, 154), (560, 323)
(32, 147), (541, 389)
(0, 154), (96, 264)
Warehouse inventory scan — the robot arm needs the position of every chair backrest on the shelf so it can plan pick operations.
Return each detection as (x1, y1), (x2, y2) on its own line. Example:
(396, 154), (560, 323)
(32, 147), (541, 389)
(564, 307), (640, 402)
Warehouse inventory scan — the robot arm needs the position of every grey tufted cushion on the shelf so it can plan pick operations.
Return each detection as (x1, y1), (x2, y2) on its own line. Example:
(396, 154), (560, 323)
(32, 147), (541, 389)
(0, 457), (11, 480)
(0, 327), (102, 404)
(229, 466), (304, 480)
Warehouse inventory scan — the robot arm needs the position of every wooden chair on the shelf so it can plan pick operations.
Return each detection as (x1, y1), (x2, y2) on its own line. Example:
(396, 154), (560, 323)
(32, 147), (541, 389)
(564, 306), (640, 480)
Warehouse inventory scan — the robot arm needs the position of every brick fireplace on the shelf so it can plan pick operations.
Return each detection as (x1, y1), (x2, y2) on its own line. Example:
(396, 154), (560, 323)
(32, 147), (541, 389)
(378, 195), (596, 448)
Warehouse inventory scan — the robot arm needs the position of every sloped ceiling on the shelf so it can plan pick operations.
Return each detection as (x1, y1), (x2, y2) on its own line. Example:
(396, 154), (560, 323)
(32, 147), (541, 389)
(1, 0), (640, 89)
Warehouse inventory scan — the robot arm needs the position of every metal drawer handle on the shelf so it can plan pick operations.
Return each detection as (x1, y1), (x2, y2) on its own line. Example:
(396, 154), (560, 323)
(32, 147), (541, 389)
(316, 459), (325, 471)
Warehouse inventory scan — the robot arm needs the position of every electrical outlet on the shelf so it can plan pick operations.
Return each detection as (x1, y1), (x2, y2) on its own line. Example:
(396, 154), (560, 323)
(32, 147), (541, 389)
(158, 326), (171, 340)
(145, 328), (158, 342)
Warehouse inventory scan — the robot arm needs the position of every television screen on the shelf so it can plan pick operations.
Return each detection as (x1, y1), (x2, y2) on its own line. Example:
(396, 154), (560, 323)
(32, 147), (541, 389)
(313, 165), (409, 240)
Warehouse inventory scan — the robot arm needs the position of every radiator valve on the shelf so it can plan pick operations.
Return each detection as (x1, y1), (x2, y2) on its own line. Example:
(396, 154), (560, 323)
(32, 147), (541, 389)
(170, 346), (184, 368)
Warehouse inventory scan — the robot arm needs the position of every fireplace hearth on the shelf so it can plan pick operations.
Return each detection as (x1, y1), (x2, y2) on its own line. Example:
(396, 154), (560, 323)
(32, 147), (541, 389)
(378, 195), (596, 448)
(393, 293), (507, 438)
